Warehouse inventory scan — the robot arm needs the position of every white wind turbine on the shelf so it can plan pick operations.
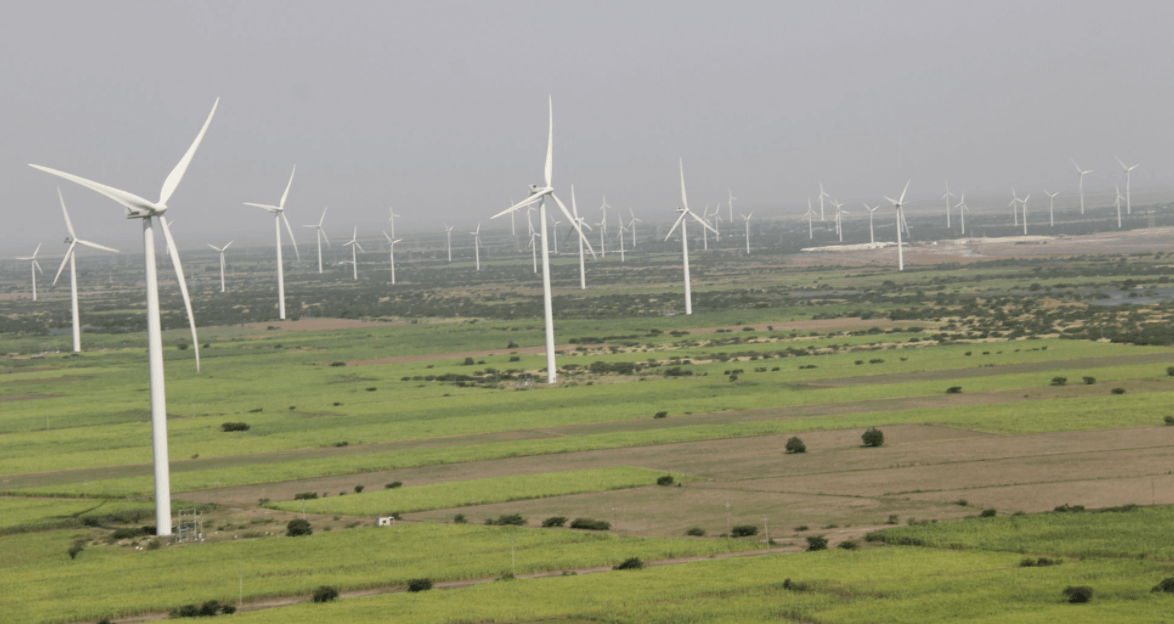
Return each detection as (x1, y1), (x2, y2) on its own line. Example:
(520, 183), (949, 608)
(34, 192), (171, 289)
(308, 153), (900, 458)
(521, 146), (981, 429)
(617, 220), (627, 262)
(829, 198), (845, 241)
(1116, 157), (1139, 215)
(1009, 189), (1019, 227)
(741, 212), (753, 254)
(883, 181), (911, 271)
(597, 197), (609, 258)
(525, 209), (538, 273)
(711, 204), (722, 241)
(804, 199), (815, 239)
(15, 244), (43, 301)
(1114, 184), (1124, 229)
(490, 97), (594, 383)
(549, 216), (560, 255)
(568, 186), (593, 289)
(942, 183), (954, 228)
(206, 240), (233, 293)
(470, 223), (482, 270)
(701, 206), (712, 250)
(303, 206), (331, 274)
(383, 232), (403, 284)
(628, 208), (642, 248)
(1044, 190), (1058, 227)
(1072, 159), (1093, 215)
(442, 223), (455, 262)
(388, 207), (401, 239)
(1013, 189), (1030, 235)
(818, 183), (829, 220)
(666, 159), (719, 315)
(728, 190), (736, 222)
(956, 193), (968, 236)
(30, 98), (215, 536)
(343, 227), (364, 279)
(244, 166), (300, 320)
(55, 194), (120, 352)
(863, 203), (878, 244)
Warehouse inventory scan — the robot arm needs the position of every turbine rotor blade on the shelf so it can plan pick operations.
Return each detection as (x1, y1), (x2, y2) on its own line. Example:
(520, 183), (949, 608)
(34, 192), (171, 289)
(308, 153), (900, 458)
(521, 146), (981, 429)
(53, 242), (77, 285)
(898, 180), (910, 204)
(689, 210), (718, 235)
(665, 211), (688, 241)
(678, 158), (689, 211)
(57, 188), (77, 240)
(159, 98), (219, 206)
(544, 97), (553, 188)
(552, 193), (596, 258)
(493, 192), (546, 219)
(279, 165), (296, 210)
(76, 239), (119, 253)
(159, 217), (200, 373)
(31, 165), (157, 214)
(281, 212), (300, 260)
(244, 202), (281, 212)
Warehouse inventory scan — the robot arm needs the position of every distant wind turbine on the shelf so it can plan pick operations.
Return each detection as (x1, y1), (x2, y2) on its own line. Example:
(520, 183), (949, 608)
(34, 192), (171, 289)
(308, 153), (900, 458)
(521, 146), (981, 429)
(568, 186), (593, 289)
(818, 183), (829, 221)
(388, 207), (401, 239)
(30, 97), (215, 536)
(15, 243), (43, 301)
(1114, 184), (1124, 229)
(1012, 189), (1030, 235)
(343, 226), (364, 279)
(244, 166), (300, 320)
(1071, 159), (1093, 215)
(383, 232), (402, 284)
(617, 220), (627, 262)
(741, 212), (753, 254)
(628, 208), (642, 248)
(728, 190), (736, 222)
(442, 223), (454, 262)
(1116, 157), (1139, 215)
(863, 203), (878, 244)
(598, 197), (609, 258)
(206, 240), (233, 293)
(955, 193), (968, 236)
(829, 198), (845, 241)
(666, 159), (719, 315)
(470, 223), (482, 270)
(1044, 190), (1058, 227)
(883, 181), (911, 271)
(302, 206), (331, 274)
(804, 199), (815, 239)
(942, 183), (954, 228)
(1009, 189), (1019, 227)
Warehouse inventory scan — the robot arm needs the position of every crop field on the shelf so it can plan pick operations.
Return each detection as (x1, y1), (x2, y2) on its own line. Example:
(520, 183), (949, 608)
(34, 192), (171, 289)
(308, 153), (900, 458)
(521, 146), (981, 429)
(7, 229), (1174, 622)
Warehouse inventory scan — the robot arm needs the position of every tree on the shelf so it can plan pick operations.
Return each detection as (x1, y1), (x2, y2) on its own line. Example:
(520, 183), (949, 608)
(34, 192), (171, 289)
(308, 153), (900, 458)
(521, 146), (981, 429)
(613, 557), (644, 570)
(861, 427), (884, 447)
(312, 586), (339, 602)
(286, 519), (313, 537)
(806, 536), (828, 551)
(785, 437), (806, 454)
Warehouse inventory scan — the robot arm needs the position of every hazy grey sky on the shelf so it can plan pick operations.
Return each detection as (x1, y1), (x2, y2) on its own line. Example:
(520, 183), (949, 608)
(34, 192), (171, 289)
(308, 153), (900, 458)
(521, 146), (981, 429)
(4, 0), (1172, 254)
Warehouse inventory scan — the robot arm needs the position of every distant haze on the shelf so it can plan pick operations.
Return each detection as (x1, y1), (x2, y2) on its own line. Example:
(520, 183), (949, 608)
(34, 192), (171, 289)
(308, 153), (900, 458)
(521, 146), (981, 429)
(4, 0), (1173, 256)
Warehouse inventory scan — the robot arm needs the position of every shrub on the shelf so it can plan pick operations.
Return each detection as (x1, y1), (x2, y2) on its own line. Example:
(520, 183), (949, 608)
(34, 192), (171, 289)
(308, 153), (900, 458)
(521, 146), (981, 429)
(485, 514), (526, 526)
(329, 361), (346, 367)
(1062, 586), (1093, 603)
(1050, 377), (1067, 386)
(653, 411), (668, 419)
(1082, 376), (1096, 385)
(730, 525), (758, 537)
(656, 475), (675, 486)
(782, 578), (809, 591)
(946, 386), (962, 394)
(570, 518), (611, 531)
(453, 514), (466, 524)
(67, 543), (84, 560)
(1152, 577), (1174, 593)
(805, 536), (828, 551)
(312, 586), (339, 603)
(1111, 387), (1126, 395)
(509, 355), (521, 362)
(462, 357), (475, 366)
(1054, 504), (1085, 513)
(286, 519), (313, 537)
(785, 436), (806, 454)
(837, 540), (858, 550)
(1165, 416), (1174, 426)
(794, 525), (809, 531)
(220, 422), (250, 432)
(97, 619), (113, 624)
(1167, 366), (1174, 377)
(541, 516), (567, 528)
(980, 508), (997, 518)
(612, 557), (644, 570)
(861, 427), (884, 447)
(685, 527), (706, 536)
(407, 578), (433, 592)
(954, 499), (968, 507)
(385, 481), (403, 489)
(294, 492), (318, 500)
(886, 515), (899, 525)
(354, 485), (364, 493)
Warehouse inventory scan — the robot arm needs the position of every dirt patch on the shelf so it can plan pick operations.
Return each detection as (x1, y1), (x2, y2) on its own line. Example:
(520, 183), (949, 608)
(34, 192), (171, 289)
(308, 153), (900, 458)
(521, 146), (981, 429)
(0, 376), (93, 386)
(231, 319), (409, 332)
(341, 344), (573, 367)
(0, 393), (60, 402)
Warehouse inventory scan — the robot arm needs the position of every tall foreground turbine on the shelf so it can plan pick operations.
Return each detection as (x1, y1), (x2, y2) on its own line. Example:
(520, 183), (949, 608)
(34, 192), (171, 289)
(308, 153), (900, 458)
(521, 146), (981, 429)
(491, 97), (593, 383)
(666, 159), (719, 315)
(53, 190), (119, 352)
(206, 241), (233, 292)
(883, 181), (911, 271)
(303, 206), (331, 274)
(244, 167), (300, 320)
(30, 98), (215, 536)
(15, 244), (43, 301)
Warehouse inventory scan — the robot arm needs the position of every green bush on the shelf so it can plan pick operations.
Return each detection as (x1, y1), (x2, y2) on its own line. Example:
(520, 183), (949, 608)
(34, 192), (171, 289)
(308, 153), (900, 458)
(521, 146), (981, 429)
(805, 536), (828, 551)
(220, 422), (250, 432)
(110, 527), (145, 540)
(1151, 578), (1174, 593)
(67, 543), (84, 560)
(1166, 367), (1174, 377)
(353, 485), (364, 493)
(293, 492), (318, 500)
(1062, 585), (1093, 603)
(1082, 376), (1096, 385)
(452, 514), (466, 524)
(407, 578), (433, 592)
(1164, 416), (1174, 426)
(612, 557), (643, 570)
(861, 427), (884, 447)
(837, 540), (858, 550)
(485, 514), (526, 526)
(312, 586), (339, 603)
(286, 519), (313, 537)
(570, 518), (610, 531)
(685, 527), (705, 536)
(1111, 387), (1126, 395)
(782, 578), (809, 591)
(656, 475), (674, 486)
(980, 508), (997, 518)
(653, 411), (668, 419)
(385, 481), (403, 489)
(730, 525), (758, 537)
(785, 436), (806, 454)
(541, 516), (567, 528)
(1050, 377), (1067, 386)
(946, 386), (962, 394)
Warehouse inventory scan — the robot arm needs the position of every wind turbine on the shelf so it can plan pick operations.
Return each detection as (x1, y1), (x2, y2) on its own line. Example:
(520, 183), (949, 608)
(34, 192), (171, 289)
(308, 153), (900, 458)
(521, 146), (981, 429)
(617, 220), (627, 262)
(549, 217), (560, 255)
(343, 227), (364, 279)
(1012, 190), (1030, 235)
(30, 97), (215, 536)
(597, 197), (608, 258)
(442, 223), (454, 262)
(883, 181), (911, 271)
(383, 232), (402, 284)
(741, 213), (753, 254)
(804, 199), (815, 239)
(1072, 159), (1093, 215)
(955, 193), (968, 236)
(1044, 190), (1058, 227)
(206, 240), (233, 293)
(1116, 157), (1139, 215)
(1009, 189), (1019, 227)
(568, 186), (593, 289)
(863, 203), (878, 244)
(942, 183), (954, 228)
(53, 196), (120, 353)
(628, 208), (642, 248)
(818, 183), (829, 220)
(1114, 184), (1124, 229)
(244, 166), (300, 320)
(388, 207), (401, 239)
(728, 190), (736, 222)
(470, 223), (482, 270)
(302, 206), (331, 274)
(666, 159), (719, 315)
(701, 206), (712, 251)
(490, 97), (594, 384)
(15, 244), (43, 301)
(829, 198), (845, 241)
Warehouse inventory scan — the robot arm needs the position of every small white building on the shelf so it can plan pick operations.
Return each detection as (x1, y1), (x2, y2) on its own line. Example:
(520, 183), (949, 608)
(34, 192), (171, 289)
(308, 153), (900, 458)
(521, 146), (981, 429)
(377, 516), (394, 526)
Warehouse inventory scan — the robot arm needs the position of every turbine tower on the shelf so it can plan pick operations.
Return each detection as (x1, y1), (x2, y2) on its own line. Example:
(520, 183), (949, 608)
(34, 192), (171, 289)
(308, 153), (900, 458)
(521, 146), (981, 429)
(1116, 157), (1139, 215)
(303, 206), (331, 274)
(617, 220), (627, 262)
(388, 207), (401, 239)
(1044, 190), (1058, 227)
(569, 186), (593, 289)
(741, 212), (753, 254)
(15, 244), (43, 301)
(491, 97), (594, 383)
(804, 200), (815, 239)
(343, 227), (364, 279)
(470, 223), (482, 270)
(863, 203), (878, 244)
(1114, 184), (1124, 229)
(818, 183), (829, 220)
(30, 97), (214, 536)
(942, 183), (954, 228)
(956, 193), (968, 236)
(728, 190), (736, 222)
(597, 197), (609, 258)
(829, 199), (845, 242)
(883, 181), (911, 271)
(665, 159), (719, 315)
(206, 241), (233, 293)
(244, 166), (300, 320)
(383, 232), (403, 284)
(1012, 190), (1030, 235)
(1071, 159), (1093, 215)
(628, 208), (642, 248)
(442, 223), (454, 262)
